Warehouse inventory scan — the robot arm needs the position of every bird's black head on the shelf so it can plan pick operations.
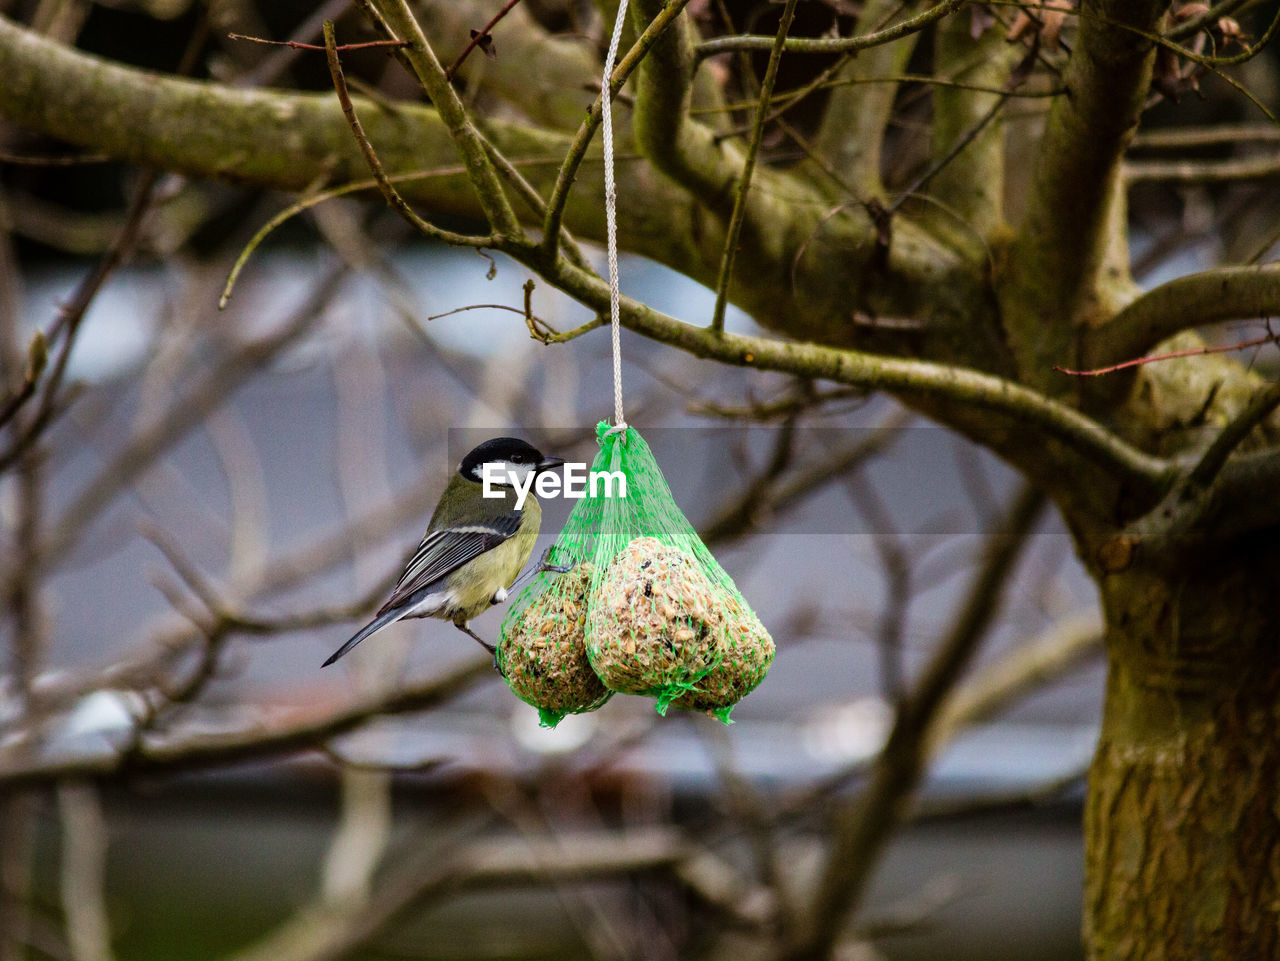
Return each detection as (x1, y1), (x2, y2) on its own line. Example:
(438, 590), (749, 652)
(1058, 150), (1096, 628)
(459, 437), (564, 485)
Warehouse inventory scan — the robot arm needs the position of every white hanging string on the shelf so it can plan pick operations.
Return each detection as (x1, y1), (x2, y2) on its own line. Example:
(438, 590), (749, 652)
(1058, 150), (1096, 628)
(601, 0), (630, 433)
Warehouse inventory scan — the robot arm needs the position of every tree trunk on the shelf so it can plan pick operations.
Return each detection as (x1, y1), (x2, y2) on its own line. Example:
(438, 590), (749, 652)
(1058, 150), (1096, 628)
(1085, 541), (1280, 961)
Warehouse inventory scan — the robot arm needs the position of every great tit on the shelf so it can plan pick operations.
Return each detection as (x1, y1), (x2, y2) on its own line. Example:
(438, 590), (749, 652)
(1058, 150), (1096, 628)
(322, 437), (564, 667)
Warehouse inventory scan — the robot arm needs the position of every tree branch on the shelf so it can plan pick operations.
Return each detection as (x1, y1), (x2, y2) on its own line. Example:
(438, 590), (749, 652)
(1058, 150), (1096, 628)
(786, 483), (1047, 960)
(540, 0), (696, 262)
(1090, 264), (1280, 369)
(628, 0), (744, 208)
(1123, 153), (1280, 185)
(696, 0), (970, 56)
(700, 409), (910, 546)
(925, 11), (1021, 245)
(710, 0), (799, 333)
(403, 0), (601, 130)
(810, 0), (919, 197)
(538, 252), (1171, 493)
(0, 13), (977, 350)
(322, 21), (492, 249)
(1184, 377), (1280, 494)
(999, 0), (1168, 385)
(0, 660), (492, 788)
(367, 0), (521, 238)
(929, 613), (1102, 751)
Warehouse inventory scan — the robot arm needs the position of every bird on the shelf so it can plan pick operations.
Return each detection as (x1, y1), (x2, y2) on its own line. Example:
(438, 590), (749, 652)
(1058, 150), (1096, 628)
(322, 437), (564, 667)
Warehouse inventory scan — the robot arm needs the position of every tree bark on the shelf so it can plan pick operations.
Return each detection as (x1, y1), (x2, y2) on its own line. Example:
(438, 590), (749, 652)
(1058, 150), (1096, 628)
(1085, 542), (1280, 961)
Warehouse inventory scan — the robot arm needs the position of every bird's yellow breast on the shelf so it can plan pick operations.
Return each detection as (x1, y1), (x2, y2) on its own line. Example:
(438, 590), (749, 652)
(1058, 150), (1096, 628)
(446, 495), (541, 621)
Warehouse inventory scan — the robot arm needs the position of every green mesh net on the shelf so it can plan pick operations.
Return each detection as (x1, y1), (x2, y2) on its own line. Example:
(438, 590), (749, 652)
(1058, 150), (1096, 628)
(498, 422), (774, 727)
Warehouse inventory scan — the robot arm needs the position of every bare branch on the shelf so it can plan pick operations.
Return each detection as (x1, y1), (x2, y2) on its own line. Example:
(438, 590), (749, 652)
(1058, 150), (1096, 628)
(1059, 330), (1279, 378)
(321, 19), (492, 248)
(1123, 153), (1280, 185)
(697, 0), (970, 56)
(233, 827), (691, 961)
(1130, 122), (1280, 149)
(0, 331), (45, 429)
(811, 0), (920, 196)
(1090, 264), (1280, 369)
(700, 409), (910, 546)
(786, 482), (1046, 961)
(1184, 377), (1280, 494)
(367, 0), (522, 238)
(444, 0), (523, 79)
(929, 613), (1103, 750)
(539, 0), (695, 264)
(0, 660), (492, 788)
(539, 254), (1172, 493)
(41, 269), (347, 565)
(999, 0), (1169, 384)
(710, 0), (799, 333)
(629, 0), (746, 208)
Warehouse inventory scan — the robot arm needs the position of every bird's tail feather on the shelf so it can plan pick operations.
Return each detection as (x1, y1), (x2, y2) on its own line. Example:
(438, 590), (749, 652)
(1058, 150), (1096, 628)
(322, 608), (403, 667)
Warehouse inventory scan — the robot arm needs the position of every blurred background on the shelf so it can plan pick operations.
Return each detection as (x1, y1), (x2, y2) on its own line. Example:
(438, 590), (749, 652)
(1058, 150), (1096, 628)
(1, 2), (1278, 960)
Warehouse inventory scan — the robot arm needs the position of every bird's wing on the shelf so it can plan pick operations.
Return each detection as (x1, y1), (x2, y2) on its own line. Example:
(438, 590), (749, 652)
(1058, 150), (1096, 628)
(377, 513), (523, 616)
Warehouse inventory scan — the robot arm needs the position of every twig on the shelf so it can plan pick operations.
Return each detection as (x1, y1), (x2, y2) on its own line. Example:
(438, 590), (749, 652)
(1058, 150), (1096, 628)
(219, 158), (569, 307)
(697, 0), (969, 55)
(886, 90), (1013, 216)
(710, 0), (799, 334)
(369, 0), (522, 237)
(0, 332), (46, 430)
(228, 32), (409, 53)
(1184, 377), (1280, 494)
(0, 659), (493, 787)
(1130, 122), (1280, 150)
(322, 21), (492, 248)
(143, 518), (399, 654)
(687, 385), (866, 420)
(1056, 331), (1280, 377)
(444, 0), (525, 79)
(472, 128), (590, 269)
(701, 71), (1061, 127)
(539, 0), (696, 261)
(1123, 154), (1280, 185)
(0, 168), (163, 471)
(1167, 0), (1252, 41)
(0, 151), (110, 166)
(1086, 263), (1280, 370)
(236, 0), (362, 89)
(845, 474), (912, 706)
(790, 483), (1046, 960)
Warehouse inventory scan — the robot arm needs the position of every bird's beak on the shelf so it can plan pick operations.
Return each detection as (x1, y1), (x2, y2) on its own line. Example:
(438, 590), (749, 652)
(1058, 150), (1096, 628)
(536, 455), (565, 474)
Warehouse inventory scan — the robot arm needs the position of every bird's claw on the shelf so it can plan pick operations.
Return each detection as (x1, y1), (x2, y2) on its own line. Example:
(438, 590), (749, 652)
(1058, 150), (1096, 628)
(535, 546), (572, 574)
